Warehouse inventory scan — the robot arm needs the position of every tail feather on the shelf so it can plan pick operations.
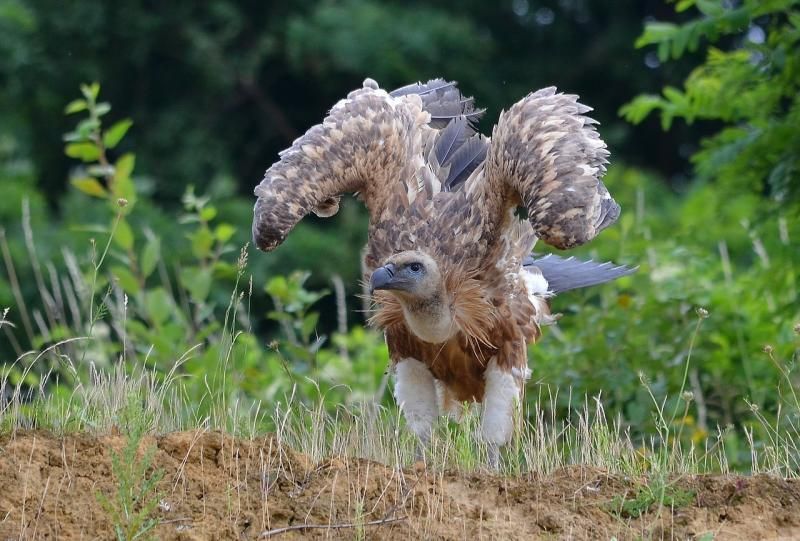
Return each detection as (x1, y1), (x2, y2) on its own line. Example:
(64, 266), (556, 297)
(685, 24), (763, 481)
(524, 254), (636, 294)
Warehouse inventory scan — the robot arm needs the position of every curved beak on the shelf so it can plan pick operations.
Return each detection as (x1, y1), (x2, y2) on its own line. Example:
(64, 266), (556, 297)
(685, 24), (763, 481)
(369, 264), (397, 293)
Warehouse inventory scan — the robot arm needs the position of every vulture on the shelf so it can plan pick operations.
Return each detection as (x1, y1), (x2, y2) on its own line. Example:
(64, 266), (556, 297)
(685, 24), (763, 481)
(253, 78), (635, 467)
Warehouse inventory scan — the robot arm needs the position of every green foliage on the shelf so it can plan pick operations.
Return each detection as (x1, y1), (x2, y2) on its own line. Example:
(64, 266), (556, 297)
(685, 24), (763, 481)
(1, 85), (389, 432)
(621, 0), (800, 205)
(285, 0), (489, 82)
(608, 479), (695, 519)
(551, 0), (800, 462)
(532, 164), (799, 466)
(96, 395), (164, 541)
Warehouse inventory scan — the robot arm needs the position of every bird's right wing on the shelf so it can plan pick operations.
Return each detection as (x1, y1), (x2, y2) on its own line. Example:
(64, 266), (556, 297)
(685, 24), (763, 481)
(252, 80), (429, 252)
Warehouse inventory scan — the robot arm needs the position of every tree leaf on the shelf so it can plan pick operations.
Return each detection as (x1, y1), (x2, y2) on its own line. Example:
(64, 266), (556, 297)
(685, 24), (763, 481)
(64, 99), (87, 114)
(265, 276), (289, 300)
(267, 311), (293, 323)
(200, 206), (217, 222)
(145, 287), (173, 325)
(76, 118), (100, 138)
(103, 119), (133, 149)
(65, 142), (101, 162)
(86, 164), (115, 178)
(113, 153), (137, 207)
(190, 226), (214, 259)
(80, 82), (101, 101)
(114, 217), (134, 251)
(179, 266), (212, 303)
(110, 265), (139, 296)
(71, 177), (108, 198)
(301, 312), (320, 342)
(114, 153), (136, 181)
(140, 237), (160, 279)
(94, 102), (111, 116)
(214, 223), (236, 243)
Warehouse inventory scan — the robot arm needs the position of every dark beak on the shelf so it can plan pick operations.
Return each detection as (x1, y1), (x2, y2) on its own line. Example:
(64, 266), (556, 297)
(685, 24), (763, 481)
(369, 264), (397, 293)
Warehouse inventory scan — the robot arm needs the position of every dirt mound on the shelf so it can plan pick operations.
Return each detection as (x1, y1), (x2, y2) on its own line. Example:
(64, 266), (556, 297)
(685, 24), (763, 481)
(1, 431), (799, 540)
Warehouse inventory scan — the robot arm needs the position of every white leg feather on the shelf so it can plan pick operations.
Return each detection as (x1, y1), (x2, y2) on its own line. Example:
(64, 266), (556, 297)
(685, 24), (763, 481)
(481, 357), (520, 446)
(394, 358), (438, 442)
(435, 380), (464, 421)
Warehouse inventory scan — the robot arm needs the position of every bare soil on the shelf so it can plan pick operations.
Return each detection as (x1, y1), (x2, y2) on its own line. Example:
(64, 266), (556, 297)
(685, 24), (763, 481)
(1, 431), (799, 540)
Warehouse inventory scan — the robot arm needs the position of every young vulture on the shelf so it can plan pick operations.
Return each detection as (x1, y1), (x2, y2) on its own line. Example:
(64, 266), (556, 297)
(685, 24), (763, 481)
(252, 78), (634, 466)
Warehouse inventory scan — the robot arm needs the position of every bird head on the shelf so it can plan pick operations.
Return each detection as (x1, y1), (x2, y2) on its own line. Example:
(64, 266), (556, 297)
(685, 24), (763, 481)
(369, 251), (442, 302)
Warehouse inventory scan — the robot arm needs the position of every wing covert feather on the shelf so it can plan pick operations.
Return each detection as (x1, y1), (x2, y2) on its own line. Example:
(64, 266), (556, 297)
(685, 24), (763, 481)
(483, 87), (617, 250)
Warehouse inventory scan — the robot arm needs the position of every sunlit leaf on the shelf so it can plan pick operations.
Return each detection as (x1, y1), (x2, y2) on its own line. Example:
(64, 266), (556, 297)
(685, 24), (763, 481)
(65, 142), (100, 162)
(64, 99), (87, 114)
(114, 153), (136, 180)
(71, 177), (108, 198)
(301, 312), (320, 342)
(114, 217), (134, 251)
(214, 223), (236, 243)
(190, 226), (214, 259)
(80, 82), (100, 101)
(140, 237), (161, 279)
(200, 206), (217, 222)
(110, 265), (139, 296)
(103, 119), (133, 149)
(94, 102), (111, 116)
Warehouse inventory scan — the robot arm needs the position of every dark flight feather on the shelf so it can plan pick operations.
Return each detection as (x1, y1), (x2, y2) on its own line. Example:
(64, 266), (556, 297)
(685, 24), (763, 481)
(391, 79), (484, 129)
(444, 135), (488, 189)
(434, 117), (469, 165)
(389, 79), (456, 97)
(525, 254), (636, 294)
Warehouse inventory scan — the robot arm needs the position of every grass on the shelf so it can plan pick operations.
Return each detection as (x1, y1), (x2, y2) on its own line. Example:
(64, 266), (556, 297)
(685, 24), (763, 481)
(1, 206), (800, 539)
(1, 224), (798, 480)
(0, 348), (754, 478)
(95, 395), (165, 541)
(607, 478), (695, 519)
(1, 279), (799, 540)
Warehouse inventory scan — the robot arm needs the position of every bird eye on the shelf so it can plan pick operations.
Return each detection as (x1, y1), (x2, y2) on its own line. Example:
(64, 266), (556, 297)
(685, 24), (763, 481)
(408, 262), (423, 273)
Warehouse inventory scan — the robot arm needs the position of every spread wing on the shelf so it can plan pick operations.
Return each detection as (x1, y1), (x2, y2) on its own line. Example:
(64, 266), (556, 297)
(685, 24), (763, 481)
(252, 80), (429, 252)
(481, 87), (617, 250)
(252, 78), (487, 253)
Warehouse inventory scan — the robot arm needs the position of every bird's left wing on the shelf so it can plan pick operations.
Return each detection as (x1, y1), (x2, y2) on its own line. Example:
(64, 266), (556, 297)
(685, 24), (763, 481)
(479, 87), (617, 250)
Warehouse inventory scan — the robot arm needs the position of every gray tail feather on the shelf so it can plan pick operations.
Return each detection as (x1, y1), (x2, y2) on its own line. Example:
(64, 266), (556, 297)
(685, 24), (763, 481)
(524, 254), (637, 294)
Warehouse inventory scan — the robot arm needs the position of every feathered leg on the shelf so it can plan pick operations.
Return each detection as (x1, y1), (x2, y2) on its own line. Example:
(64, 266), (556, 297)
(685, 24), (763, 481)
(481, 357), (521, 470)
(394, 358), (439, 460)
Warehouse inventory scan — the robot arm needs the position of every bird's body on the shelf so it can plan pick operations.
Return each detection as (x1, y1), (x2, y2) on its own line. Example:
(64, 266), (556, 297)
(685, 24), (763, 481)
(253, 78), (634, 464)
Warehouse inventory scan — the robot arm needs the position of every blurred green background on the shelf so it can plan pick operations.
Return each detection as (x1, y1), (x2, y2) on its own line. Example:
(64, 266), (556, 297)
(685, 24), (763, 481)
(1, 0), (798, 464)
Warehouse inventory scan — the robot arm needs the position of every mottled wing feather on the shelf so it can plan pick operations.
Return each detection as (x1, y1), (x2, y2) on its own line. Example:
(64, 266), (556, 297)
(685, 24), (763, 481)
(524, 254), (636, 294)
(484, 87), (616, 250)
(253, 83), (426, 252)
